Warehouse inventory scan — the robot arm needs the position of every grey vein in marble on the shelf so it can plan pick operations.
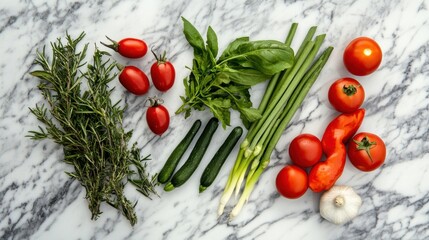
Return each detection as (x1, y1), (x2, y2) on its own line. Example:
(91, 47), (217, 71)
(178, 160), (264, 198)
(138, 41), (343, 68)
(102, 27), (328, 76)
(1, 0), (429, 239)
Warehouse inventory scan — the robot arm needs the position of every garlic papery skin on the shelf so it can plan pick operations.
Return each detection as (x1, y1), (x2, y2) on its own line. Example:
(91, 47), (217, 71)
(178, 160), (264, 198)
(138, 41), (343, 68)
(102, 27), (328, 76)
(320, 185), (362, 225)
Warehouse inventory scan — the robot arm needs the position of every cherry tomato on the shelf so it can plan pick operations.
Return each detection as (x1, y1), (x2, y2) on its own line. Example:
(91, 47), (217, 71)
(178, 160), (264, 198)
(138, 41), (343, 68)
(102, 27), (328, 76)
(101, 37), (148, 58)
(343, 37), (382, 76)
(276, 165), (308, 199)
(146, 98), (170, 135)
(289, 134), (323, 168)
(328, 78), (365, 113)
(150, 51), (175, 92)
(348, 132), (386, 171)
(118, 66), (150, 95)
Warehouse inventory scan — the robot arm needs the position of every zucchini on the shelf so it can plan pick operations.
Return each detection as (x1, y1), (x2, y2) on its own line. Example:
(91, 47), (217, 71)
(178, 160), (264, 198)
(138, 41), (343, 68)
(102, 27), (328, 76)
(199, 126), (243, 193)
(164, 117), (219, 191)
(157, 119), (202, 184)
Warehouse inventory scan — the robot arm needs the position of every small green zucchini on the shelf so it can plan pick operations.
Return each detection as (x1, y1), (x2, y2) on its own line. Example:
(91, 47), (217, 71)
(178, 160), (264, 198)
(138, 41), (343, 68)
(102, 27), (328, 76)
(164, 118), (219, 191)
(157, 119), (202, 184)
(199, 126), (243, 193)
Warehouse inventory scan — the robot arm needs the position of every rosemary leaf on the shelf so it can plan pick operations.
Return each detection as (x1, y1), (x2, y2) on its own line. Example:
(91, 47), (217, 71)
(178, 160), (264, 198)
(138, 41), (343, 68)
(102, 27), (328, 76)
(28, 32), (157, 226)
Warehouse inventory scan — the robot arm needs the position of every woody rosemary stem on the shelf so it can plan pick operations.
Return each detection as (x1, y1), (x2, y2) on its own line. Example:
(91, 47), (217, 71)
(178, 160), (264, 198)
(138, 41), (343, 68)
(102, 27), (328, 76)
(27, 32), (157, 226)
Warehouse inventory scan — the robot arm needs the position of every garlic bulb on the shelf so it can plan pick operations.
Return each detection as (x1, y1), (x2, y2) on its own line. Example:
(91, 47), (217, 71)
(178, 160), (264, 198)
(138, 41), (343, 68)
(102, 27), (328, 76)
(319, 185), (362, 225)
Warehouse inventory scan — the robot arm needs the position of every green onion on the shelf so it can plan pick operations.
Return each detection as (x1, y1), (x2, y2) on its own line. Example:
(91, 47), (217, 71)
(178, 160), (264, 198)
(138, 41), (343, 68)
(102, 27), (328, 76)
(218, 23), (333, 219)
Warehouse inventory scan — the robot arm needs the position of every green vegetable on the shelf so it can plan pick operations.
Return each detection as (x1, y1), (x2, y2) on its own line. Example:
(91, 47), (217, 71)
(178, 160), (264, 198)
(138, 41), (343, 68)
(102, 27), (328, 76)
(158, 120), (202, 184)
(217, 40), (295, 75)
(199, 126), (243, 193)
(164, 118), (219, 191)
(176, 17), (294, 129)
(27, 32), (157, 226)
(218, 23), (334, 219)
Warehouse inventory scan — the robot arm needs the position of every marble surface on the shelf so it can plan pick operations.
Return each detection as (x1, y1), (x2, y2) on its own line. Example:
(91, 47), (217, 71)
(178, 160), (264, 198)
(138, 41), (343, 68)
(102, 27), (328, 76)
(1, 0), (429, 239)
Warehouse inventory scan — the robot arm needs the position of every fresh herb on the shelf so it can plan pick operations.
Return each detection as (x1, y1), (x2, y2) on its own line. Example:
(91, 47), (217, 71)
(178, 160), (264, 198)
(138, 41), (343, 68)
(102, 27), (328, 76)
(28, 32), (157, 226)
(176, 17), (294, 128)
(217, 23), (334, 219)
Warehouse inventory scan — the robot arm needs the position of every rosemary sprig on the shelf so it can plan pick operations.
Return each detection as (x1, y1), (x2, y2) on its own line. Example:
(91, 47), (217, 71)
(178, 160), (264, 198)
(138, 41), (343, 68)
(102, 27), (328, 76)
(28, 32), (157, 226)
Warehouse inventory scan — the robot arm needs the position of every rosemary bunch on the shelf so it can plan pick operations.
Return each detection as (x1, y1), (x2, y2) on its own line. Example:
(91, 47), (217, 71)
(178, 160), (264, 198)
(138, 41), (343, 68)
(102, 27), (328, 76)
(28, 32), (157, 225)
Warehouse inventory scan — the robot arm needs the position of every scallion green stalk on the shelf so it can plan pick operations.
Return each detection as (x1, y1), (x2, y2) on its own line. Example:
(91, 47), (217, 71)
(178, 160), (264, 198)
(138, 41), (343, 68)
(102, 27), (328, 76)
(218, 23), (333, 219)
(229, 47), (333, 219)
(217, 23), (300, 216)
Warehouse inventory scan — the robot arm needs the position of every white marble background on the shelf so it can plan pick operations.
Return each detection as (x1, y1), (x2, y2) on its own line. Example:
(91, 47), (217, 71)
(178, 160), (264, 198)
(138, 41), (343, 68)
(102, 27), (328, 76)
(1, 0), (428, 239)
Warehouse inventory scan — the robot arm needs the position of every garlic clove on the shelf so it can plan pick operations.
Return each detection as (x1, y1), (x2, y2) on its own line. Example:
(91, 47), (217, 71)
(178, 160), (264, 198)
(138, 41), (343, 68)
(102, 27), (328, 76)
(319, 185), (362, 225)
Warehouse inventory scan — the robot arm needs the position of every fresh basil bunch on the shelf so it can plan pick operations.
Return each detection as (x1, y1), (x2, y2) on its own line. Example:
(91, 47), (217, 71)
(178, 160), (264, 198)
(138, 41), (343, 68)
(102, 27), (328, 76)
(176, 17), (294, 128)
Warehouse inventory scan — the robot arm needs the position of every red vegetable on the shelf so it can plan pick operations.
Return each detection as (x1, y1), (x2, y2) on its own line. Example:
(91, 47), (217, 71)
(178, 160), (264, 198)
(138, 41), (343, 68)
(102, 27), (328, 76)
(343, 37), (382, 76)
(101, 36), (148, 59)
(348, 132), (386, 172)
(150, 51), (175, 92)
(289, 134), (323, 168)
(309, 109), (365, 192)
(146, 97), (170, 135)
(118, 66), (150, 95)
(276, 165), (308, 199)
(328, 78), (365, 113)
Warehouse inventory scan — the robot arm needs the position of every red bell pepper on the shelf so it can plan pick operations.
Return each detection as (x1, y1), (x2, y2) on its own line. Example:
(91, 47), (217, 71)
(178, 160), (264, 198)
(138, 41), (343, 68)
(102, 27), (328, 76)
(309, 108), (365, 192)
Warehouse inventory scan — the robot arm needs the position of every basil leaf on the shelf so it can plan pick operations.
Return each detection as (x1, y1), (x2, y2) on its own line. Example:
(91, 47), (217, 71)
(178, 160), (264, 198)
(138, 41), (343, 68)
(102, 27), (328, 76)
(182, 17), (205, 52)
(214, 72), (230, 85)
(183, 77), (190, 97)
(218, 37), (250, 62)
(210, 84), (250, 99)
(211, 98), (232, 108)
(194, 103), (206, 111)
(234, 92), (261, 128)
(238, 107), (261, 122)
(219, 66), (270, 86)
(240, 115), (251, 129)
(221, 84), (250, 94)
(185, 108), (191, 118)
(222, 40), (294, 75)
(206, 26), (218, 58)
(188, 71), (198, 97)
(200, 73), (216, 89)
(178, 18), (295, 129)
(204, 98), (231, 128)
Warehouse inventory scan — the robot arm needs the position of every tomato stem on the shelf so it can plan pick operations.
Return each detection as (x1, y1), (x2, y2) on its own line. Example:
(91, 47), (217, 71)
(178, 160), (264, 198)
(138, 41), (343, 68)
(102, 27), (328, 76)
(100, 36), (119, 52)
(151, 48), (167, 63)
(145, 96), (164, 107)
(342, 84), (357, 96)
(354, 136), (376, 162)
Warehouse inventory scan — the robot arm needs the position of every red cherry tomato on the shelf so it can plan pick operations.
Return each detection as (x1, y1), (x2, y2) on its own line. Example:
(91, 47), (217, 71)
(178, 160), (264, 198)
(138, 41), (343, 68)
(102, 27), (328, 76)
(328, 78), (365, 113)
(348, 132), (386, 171)
(150, 51), (175, 92)
(289, 134), (323, 168)
(275, 165), (308, 199)
(101, 37), (148, 58)
(146, 98), (170, 135)
(118, 66), (150, 95)
(343, 37), (382, 76)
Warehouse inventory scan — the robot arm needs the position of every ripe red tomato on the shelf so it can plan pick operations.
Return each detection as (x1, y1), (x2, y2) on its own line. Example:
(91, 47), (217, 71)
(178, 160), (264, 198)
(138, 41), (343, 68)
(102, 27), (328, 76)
(275, 165), (308, 199)
(328, 78), (365, 113)
(150, 51), (175, 92)
(102, 37), (148, 59)
(118, 66), (150, 95)
(343, 37), (382, 76)
(289, 134), (323, 168)
(348, 132), (386, 171)
(146, 98), (170, 135)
